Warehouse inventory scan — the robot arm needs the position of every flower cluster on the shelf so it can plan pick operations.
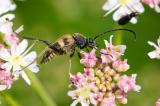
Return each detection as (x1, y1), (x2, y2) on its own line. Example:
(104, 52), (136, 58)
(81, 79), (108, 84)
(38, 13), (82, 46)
(143, 0), (160, 12)
(102, 0), (160, 24)
(148, 36), (160, 59)
(0, 0), (39, 91)
(68, 35), (141, 106)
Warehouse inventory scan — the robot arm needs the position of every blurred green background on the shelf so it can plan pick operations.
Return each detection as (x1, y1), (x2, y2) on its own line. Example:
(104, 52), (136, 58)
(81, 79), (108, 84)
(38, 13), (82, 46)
(1, 0), (160, 106)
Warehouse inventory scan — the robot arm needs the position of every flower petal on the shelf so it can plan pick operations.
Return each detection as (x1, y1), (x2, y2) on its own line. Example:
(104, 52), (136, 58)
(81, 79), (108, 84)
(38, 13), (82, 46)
(113, 6), (128, 21)
(13, 65), (21, 73)
(113, 45), (126, 54)
(129, 1), (144, 13)
(1, 62), (12, 71)
(21, 71), (31, 85)
(0, 14), (15, 35)
(22, 51), (37, 66)
(0, 14), (15, 23)
(71, 99), (80, 106)
(13, 39), (28, 55)
(81, 99), (89, 106)
(68, 90), (77, 97)
(102, 0), (118, 11)
(12, 70), (20, 81)
(148, 51), (160, 59)
(155, 4), (160, 13)
(0, 21), (13, 35)
(15, 25), (24, 34)
(0, 0), (16, 15)
(134, 85), (141, 92)
(148, 41), (158, 48)
(28, 62), (39, 73)
(0, 48), (10, 61)
(130, 17), (137, 24)
(157, 36), (160, 47)
(104, 40), (109, 48)
(104, 4), (120, 16)
(0, 85), (7, 91)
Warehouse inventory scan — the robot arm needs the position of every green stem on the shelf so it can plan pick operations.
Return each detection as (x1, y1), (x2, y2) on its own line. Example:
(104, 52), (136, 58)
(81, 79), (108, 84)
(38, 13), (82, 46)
(25, 70), (57, 106)
(0, 92), (20, 106)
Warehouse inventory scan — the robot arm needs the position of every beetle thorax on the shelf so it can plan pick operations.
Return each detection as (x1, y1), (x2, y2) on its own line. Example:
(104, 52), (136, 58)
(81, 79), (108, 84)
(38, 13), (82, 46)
(73, 33), (87, 49)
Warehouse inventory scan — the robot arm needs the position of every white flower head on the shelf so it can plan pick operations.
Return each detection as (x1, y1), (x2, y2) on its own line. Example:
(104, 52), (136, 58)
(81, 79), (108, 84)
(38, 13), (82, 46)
(68, 81), (97, 106)
(101, 35), (126, 63)
(0, 0), (16, 16)
(148, 36), (160, 59)
(0, 39), (39, 85)
(102, 0), (145, 24)
(0, 13), (15, 35)
(104, 35), (126, 55)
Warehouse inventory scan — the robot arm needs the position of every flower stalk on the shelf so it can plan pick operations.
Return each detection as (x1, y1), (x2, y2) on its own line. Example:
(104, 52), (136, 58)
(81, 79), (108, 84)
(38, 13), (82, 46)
(25, 69), (57, 106)
(0, 92), (20, 106)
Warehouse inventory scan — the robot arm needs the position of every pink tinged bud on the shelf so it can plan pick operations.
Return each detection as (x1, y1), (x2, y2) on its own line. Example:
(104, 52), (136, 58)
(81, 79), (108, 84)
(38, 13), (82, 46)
(0, 69), (13, 91)
(84, 68), (94, 78)
(101, 49), (119, 63)
(112, 60), (130, 72)
(156, 99), (160, 106)
(69, 72), (84, 87)
(101, 96), (116, 106)
(94, 94), (103, 103)
(95, 69), (104, 78)
(4, 32), (19, 46)
(117, 74), (141, 93)
(115, 89), (128, 104)
(104, 66), (116, 76)
(118, 97), (128, 104)
(113, 74), (120, 81)
(80, 52), (97, 68)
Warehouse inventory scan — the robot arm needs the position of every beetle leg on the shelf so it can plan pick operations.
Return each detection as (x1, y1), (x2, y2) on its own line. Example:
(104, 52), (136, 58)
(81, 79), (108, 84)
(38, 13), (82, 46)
(70, 49), (75, 58)
(77, 51), (82, 59)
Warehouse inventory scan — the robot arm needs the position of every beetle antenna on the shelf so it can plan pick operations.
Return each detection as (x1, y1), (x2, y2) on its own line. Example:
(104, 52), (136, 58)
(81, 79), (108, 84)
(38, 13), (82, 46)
(23, 36), (51, 46)
(93, 28), (136, 40)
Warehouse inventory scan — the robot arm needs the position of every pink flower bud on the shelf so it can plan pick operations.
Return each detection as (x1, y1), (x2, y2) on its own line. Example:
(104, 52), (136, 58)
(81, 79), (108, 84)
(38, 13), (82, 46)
(112, 59), (130, 72)
(84, 68), (94, 78)
(115, 89), (128, 104)
(117, 74), (141, 93)
(101, 49), (119, 63)
(69, 72), (84, 87)
(0, 69), (13, 91)
(101, 96), (116, 106)
(80, 52), (97, 68)
(4, 32), (19, 46)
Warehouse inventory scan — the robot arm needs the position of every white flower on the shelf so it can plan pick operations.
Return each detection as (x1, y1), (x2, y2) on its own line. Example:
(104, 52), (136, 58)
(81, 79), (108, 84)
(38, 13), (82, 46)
(0, 13), (15, 35)
(0, 0), (16, 16)
(68, 81), (97, 106)
(0, 39), (39, 85)
(100, 35), (127, 63)
(102, 0), (144, 24)
(104, 35), (126, 55)
(148, 36), (160, 59)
